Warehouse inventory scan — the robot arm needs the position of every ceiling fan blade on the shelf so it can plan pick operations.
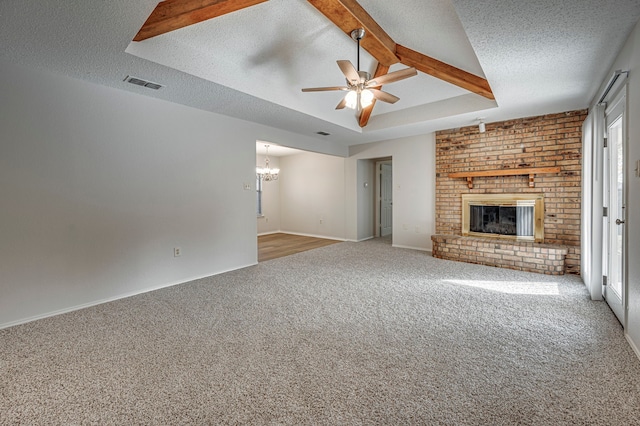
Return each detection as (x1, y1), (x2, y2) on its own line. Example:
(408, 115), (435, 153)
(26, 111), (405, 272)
(335, 96), (348, 110)
(337, 60), (360, 84)
(370, 89), (399, 104)
(366, 67), (417, 87)
(301, 86), (348, 92)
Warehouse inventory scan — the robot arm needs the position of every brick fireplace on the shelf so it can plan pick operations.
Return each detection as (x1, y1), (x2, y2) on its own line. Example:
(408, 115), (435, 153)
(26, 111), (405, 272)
(432, 110), (586, 275)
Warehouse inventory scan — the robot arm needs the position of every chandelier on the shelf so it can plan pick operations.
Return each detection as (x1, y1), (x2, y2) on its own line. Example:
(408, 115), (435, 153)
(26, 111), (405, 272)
(256, 144), (279, 181)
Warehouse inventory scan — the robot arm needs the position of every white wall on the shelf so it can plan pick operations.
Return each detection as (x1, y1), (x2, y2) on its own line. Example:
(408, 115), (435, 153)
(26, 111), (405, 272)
(346, 135), (436, 251)
(279, 152), (346, 240)
(0, 60), (345, 328)
(596, 20), (640, 357)
(256, 154), (281, 235)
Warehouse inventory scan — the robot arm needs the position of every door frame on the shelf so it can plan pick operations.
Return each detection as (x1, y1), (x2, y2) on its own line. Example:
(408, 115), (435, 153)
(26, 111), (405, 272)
(374, 159), (392, 238)
(603, 86), (628, 326)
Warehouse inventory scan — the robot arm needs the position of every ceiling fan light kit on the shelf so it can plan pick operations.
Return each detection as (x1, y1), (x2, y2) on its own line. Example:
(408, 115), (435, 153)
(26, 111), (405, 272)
(344, 88), (374, 109)
(302, 28), (417, 118)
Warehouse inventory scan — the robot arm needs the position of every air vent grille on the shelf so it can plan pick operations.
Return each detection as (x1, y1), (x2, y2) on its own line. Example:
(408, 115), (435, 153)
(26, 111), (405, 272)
(124, 75), (163, 90)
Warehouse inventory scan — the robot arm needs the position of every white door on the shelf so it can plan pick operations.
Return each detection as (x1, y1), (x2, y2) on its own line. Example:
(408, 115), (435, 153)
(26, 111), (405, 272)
(380, 162), (393, 237)
(603, 92), (626, 325)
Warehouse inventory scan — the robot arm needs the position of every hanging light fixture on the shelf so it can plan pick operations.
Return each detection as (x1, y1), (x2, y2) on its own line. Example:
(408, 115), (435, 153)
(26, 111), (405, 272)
(346, 28), (374, 110)
(256, 144), (279, 181)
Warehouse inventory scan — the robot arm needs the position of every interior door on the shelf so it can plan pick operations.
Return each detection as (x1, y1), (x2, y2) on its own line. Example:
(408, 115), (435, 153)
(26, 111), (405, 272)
(380, 162), (393, 237)
(603, 92), (626, 325)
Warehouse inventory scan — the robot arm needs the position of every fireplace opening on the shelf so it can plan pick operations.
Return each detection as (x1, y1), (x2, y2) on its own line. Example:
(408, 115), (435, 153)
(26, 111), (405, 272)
(469, 205), (534, 237)
(462, 194), (544, 242)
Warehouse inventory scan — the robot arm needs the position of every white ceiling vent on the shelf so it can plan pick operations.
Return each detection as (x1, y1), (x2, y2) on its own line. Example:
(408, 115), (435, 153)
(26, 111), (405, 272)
(124, 75), (163, 90)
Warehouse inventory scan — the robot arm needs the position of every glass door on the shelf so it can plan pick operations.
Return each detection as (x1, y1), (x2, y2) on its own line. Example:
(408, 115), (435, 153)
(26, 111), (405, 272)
(603, 92), (626, 325)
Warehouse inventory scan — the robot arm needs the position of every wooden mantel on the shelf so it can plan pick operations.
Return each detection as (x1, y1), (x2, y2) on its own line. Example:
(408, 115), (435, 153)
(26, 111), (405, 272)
(448, 167), (561, 189)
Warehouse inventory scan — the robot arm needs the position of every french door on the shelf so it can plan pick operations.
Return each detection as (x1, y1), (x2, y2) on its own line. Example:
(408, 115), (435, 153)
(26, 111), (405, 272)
(603, 91), (626, 325)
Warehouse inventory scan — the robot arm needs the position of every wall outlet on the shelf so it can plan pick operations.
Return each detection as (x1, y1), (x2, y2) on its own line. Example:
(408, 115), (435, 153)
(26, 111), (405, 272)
(243, 183), (251, 190)
(174, 247), (181, 257)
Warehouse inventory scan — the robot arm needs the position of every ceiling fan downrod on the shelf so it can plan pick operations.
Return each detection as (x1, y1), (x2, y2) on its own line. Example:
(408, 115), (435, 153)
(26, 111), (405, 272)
(351, 28), (367, 79)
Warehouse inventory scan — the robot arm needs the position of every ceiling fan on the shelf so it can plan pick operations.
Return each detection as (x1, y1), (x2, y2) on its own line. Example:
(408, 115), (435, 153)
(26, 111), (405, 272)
(302, 28), (417, 111)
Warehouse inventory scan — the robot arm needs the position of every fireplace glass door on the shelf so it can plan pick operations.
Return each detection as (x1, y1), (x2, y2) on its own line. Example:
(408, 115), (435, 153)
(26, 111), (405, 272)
(462, 194), (544, 242)
(469, 205), (534, 238)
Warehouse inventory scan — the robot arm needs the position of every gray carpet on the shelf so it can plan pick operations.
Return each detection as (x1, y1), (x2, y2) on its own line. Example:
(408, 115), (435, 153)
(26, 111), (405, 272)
(1, 239), (639, 425)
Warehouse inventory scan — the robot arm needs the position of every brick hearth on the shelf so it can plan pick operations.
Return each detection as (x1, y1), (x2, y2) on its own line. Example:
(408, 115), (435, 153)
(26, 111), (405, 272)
(431, 235), (568, 275)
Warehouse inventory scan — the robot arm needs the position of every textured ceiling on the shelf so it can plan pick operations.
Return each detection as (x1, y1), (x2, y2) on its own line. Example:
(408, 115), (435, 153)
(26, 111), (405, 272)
(1, 0), (640, 148)
(126, 0), (485, 134)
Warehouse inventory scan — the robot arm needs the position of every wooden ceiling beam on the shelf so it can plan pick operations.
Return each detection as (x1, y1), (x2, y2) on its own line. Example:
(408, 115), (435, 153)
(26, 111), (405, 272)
(359, 63), (389, 127)
(308, 0), (495, 126)
(306, 0), (399, 66)
(133, 0), (268, 42)
(396, 44), (494, 100)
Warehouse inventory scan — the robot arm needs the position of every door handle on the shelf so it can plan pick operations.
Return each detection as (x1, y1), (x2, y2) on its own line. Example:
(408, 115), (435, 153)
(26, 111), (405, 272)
(616, 219), (625, 225)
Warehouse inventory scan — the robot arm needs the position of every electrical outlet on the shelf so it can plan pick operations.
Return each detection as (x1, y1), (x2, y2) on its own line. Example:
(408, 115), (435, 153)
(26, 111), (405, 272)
(243, 183), (251, 190)
(174, 247), (181, 257)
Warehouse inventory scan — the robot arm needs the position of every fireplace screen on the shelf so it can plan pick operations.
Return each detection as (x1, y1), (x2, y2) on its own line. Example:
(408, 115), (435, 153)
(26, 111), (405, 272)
(462, 194), (544, 242)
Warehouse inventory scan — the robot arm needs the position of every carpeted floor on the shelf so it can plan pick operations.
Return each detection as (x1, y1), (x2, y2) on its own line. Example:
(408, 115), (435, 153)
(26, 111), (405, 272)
(1, 239), (639, 425)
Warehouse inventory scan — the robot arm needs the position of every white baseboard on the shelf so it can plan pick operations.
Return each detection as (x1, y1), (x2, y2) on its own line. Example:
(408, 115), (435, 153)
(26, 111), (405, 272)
(392, 244), (431, 253)
(0, 262), (257, 330)
(257, 231), (280, 236)
(278, 231), (346, 242)
(626, 333), (640, 362)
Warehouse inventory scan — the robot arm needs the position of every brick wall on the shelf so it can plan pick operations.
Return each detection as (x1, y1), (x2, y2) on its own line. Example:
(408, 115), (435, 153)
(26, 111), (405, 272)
(435, 110), (587, 274)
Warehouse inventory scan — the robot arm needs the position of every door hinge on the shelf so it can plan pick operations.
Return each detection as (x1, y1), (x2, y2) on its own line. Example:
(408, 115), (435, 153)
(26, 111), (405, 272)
(603, 207), (608, 217)
(603, 275), (608, 286)
(604, 137), (608, 148)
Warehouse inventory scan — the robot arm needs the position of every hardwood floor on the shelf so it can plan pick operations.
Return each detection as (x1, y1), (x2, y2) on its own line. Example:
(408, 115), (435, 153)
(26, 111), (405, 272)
(258, 233), (341, 262)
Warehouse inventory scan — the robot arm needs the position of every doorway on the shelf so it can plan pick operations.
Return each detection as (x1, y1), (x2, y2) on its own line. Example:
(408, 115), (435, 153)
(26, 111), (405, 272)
(603, 89), (627, 326)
